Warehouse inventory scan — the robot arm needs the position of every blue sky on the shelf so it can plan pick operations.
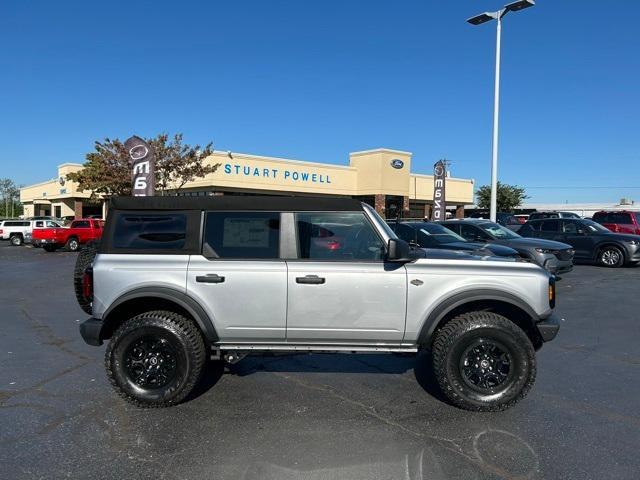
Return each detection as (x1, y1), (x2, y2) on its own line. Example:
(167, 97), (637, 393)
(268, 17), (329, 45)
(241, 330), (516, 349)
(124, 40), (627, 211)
(1, 0), (638, 203)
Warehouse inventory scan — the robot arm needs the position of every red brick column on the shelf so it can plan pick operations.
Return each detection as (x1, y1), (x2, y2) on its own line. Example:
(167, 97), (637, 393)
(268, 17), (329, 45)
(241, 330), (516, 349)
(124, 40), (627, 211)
(74, 200), (83, 219)
(374, 194), (386, 218)
(455, 205), (465, 219)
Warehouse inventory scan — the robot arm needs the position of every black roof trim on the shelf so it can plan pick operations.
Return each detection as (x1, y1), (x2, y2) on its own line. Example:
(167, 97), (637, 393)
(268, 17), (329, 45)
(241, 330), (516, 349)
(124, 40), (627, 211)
(109, 195), (364, 212)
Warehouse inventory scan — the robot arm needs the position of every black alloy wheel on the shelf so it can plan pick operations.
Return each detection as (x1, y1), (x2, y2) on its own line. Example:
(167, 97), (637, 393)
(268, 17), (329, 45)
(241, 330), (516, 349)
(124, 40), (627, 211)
(106, 310), (206, 408)
(460, 339), (513, 391)
(432, 311), (536, 412)
(124, 336), (178, 389)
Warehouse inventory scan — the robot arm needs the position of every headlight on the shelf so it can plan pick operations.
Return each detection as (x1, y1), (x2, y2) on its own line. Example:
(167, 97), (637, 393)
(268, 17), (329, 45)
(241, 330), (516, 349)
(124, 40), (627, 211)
(535, 248), (552, 254)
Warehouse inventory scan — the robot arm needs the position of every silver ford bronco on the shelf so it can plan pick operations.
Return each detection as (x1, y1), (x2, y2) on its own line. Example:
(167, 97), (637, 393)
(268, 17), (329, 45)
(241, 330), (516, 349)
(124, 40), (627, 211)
(77, 196), (560, 411)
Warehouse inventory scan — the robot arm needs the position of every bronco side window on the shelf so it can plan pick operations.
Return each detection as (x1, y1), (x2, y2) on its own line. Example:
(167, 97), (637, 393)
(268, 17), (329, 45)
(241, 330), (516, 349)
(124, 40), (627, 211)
(295, 212), (385, 261)
(112, 213), (187, 250)
(203, 212), (280, 259)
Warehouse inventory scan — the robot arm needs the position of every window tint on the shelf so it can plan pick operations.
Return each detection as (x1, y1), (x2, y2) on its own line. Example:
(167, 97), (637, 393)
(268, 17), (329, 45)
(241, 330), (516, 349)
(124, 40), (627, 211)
(592, 212), (608, 223)
(204, 212), (280, 259)
(562, 221), (578, 234)
(4, 221), (30, 227)
(45, 221), (59, 227)
(296, 212), (384, 260)
(459, 224), (487, 241)
(71, 220), (90, 228)
(611, 213), (632, 224)
(540, 220), (560, 232)
(35, 221), (44, 227)
(113, 213), (187, 250)
(394, 224), (416, 244)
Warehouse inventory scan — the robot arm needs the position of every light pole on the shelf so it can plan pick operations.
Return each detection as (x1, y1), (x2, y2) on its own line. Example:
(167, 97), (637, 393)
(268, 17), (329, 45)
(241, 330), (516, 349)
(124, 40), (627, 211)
(468, 0), (535, 222)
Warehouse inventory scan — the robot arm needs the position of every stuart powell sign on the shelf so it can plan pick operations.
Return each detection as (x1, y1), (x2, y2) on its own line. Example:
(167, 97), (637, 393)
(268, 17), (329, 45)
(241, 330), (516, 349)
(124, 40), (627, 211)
(432, 160), (446, 221)
(125, 135), (155, 196)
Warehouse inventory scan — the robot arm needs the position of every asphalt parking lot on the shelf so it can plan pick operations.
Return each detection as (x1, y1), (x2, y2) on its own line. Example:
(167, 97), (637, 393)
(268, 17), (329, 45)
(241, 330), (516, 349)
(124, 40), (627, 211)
(1, 244), (639, 480)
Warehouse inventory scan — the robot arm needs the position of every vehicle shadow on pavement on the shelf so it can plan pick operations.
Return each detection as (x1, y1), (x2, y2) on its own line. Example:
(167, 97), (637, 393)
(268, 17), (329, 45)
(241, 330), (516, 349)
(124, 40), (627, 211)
(216, 351), (448, 403)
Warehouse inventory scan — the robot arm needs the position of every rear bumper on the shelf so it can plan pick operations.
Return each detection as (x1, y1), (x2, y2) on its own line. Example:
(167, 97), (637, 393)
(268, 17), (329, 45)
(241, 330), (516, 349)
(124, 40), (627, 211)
(79, 318), (104, 346)
(536, 313), (561, 342)
(32, 238), (59, 246)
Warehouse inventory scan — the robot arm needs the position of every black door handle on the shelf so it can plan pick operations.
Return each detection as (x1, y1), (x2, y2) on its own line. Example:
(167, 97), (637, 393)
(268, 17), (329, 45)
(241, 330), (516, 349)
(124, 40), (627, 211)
(196, 274), (225, 284)
(296, 275), (325, 285)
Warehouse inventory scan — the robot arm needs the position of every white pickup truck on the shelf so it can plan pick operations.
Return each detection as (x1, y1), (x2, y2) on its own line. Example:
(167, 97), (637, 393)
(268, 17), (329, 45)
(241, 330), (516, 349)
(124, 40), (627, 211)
(0, 219), (63, 246)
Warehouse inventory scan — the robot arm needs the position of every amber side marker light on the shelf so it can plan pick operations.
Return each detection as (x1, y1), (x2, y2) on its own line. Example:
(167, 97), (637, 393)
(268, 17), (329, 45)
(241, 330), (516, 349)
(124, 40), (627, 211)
(548, 277), (556, 308)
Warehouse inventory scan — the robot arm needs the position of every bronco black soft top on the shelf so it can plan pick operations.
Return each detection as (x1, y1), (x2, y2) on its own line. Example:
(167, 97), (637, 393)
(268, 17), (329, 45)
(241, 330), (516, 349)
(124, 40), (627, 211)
(109, 195), (364, 212)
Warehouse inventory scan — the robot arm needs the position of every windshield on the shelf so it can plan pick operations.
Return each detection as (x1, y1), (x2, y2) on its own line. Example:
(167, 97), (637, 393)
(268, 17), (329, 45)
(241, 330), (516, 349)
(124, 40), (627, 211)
(479, 222), (521, 239)
(418, 223), (465, 244)
(581, 219), (610, 233)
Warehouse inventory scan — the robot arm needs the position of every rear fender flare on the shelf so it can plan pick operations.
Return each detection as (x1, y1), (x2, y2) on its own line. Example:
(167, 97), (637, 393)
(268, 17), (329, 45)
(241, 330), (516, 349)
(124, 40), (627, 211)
(101, 287), (218, 342)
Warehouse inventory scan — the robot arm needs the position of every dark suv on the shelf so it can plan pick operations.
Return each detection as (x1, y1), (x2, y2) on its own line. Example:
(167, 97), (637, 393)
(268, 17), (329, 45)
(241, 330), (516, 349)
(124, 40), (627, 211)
(519, 218), (640, 268)
(592, 211), (640, 235)
(440, 219), (574, 275)
(387, 220), (519, 258)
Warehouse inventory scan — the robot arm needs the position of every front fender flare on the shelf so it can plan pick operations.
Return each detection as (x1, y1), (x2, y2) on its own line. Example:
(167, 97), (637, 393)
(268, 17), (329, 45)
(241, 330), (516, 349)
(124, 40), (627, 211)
(416, 288), (539, 346)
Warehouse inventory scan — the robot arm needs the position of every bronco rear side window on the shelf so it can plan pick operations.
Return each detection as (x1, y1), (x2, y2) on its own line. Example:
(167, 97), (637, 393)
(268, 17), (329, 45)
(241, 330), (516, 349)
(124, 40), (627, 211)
(112, 213), (188, 250)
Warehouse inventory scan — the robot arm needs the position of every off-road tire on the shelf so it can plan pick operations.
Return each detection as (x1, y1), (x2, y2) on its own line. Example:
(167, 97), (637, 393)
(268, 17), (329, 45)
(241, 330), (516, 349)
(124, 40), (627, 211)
(598, 245), (624, 268)
(65, 236), (80, 252)
(9, 234), (23, 246)
(73, 240), (99, 314)
(105, 311), (206, 408)
(43, 244), (57, 252)
(432, 311), (536, 412)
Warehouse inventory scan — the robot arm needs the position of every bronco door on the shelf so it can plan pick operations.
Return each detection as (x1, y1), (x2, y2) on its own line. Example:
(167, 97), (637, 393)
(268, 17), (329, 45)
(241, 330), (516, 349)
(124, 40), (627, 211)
(187, 211), (287, 342)
(285, 211), (406, 344)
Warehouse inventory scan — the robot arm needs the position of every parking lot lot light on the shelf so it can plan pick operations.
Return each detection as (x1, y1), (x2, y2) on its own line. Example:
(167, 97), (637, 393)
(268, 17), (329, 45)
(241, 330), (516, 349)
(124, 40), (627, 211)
(467, 0), (535, 222)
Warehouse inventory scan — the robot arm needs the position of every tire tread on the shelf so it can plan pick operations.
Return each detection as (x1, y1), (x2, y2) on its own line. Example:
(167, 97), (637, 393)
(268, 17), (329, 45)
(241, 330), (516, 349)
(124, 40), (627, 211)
(105, 310), (206, 408)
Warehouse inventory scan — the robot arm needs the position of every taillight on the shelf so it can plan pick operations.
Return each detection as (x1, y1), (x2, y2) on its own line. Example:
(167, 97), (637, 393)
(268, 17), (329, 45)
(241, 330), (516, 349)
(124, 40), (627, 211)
(548, 276), (556, 309)
(82, 267), (93, 301)
(0, 229), (3, 235)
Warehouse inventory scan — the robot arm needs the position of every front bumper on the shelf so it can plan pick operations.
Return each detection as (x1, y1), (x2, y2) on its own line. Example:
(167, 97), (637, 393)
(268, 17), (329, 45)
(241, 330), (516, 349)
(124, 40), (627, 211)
(79, 318), (104, 346)
(538, 253), (573, 276)
(536, 313), (561, 342)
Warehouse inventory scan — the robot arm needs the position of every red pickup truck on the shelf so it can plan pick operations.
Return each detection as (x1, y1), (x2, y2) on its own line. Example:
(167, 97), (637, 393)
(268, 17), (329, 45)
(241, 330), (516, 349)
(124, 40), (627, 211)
(32, 218), (104, 252)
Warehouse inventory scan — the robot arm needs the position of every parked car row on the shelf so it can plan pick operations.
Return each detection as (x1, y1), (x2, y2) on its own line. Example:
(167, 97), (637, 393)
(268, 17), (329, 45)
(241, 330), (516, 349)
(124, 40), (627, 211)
(0, 218), (103, 251)
(386, 209), (640, 273)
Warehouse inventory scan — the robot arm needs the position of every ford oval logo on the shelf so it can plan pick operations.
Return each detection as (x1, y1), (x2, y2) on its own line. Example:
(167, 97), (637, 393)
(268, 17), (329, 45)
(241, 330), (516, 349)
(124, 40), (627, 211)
(390, 159), (404, 169)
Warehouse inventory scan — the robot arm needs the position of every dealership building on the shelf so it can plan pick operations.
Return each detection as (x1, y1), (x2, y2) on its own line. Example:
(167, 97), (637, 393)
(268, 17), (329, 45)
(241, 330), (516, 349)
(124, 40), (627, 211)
(20, 148), (474, 219)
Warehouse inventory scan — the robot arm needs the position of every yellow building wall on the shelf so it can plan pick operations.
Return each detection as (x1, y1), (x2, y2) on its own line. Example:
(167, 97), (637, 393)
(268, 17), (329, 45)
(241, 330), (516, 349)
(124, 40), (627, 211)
(20, 149), (475, 208)
(410, 174), (474, 205)
(185, 151), (358, 196)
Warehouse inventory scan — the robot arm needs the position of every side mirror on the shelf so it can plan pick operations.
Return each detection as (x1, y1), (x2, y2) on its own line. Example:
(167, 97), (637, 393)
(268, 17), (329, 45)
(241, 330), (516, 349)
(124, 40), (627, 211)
(387, 238), (413, 262)
(577, 228), (587, 235)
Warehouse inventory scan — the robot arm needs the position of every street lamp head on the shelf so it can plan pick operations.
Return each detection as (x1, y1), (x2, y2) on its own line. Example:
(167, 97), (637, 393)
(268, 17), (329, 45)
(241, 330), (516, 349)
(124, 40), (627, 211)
(467, 12), (497, 25)
(505, 0), (535, 12)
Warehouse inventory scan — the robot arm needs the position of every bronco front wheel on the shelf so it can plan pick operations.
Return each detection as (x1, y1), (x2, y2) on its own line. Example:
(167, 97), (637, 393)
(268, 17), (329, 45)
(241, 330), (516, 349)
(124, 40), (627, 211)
(432, 311), (536, 412)
(105, 310), (206, 408)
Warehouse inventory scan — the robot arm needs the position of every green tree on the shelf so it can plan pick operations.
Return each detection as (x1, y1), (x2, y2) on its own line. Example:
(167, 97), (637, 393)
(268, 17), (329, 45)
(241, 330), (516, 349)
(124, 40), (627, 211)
(475, 182), (529, 212)
(0, 178), (22, 218)
(67, 133), (219, 197)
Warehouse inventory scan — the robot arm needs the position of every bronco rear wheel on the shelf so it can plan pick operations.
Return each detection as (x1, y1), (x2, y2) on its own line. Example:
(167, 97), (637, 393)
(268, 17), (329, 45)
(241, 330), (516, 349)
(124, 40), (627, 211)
(105, 310), (206, 408)
(432, 311), (536, 412)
